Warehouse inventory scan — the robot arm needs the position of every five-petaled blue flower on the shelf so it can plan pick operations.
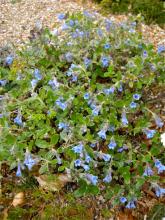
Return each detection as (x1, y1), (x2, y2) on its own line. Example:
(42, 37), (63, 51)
(84, 58), (91, 68)
(98, 129), (106, 139)
(108, 139), (117, 150)
(74, 159), (81, 167)
(103, 172), (112, 183)
(24, 151), (36, 170)
(120, 197), (127, 203)
(55, 98), (67, 111)
(143, 50), (148, 58)
(157, 45), (165, 54)
(83, 164), (90, 171)
(34, 69), (42, 80)
(5, 55), (13, 66)
(86, 174), (98, 185)
(65, 52), (73, 62)
(101, 56), (110, 68)
(31, 79), (38, 88)
(58, 122), (68, 130)
(72, 144), (83, 154)
(0, 80), (7, 87)
(14, 114), (23, 126)
(57, 13), (66, 20)
(102, 153), (111, 162)
(85, 154), (91, 163)
(143, 129), (156, 139)
(143, 166), (154, 176)
(154, 159), (165, 174)
(130, 101), (137, 109)
(133, 94), (141, 100)
(154, 115), (164, 128)
(84, 93), (90, 100)
(126, 200), (136, 209)
(121, 111), (128, 126)
(92, 107), (100, 116)
(154, 185), (165, 197)
(104, 43), (111, 49)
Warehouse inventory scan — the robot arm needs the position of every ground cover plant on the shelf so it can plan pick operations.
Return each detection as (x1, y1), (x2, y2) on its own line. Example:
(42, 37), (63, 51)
(0, 11), (165, 212)
(94, 0), (165, 26)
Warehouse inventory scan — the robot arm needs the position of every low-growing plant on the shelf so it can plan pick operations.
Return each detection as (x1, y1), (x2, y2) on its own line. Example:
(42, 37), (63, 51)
(0, 11), (165, 209)
(95, 0), (165, 26)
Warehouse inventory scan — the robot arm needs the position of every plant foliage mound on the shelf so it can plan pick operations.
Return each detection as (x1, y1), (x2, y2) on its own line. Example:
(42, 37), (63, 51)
(94, 0), (165, 26)
(0, 12), (165, 208)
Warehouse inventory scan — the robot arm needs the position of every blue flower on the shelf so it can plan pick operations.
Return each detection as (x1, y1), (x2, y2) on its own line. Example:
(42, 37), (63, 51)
(92, 107), (100, 116)
(14, 114), (23, 126)
(143, 166), (154, 176)
(61, 23), (69, 31)
(126, 200), (136, 209)
(48, 78), (59, 90)
(117, 147), (124, 153)
(0, 80), (7, 86)
(83, 10), (92, 18)
(97, 29), (103, 37)
(101, 56), (110, 68)
(84, 58), (91, 68)
(74, 159), (81, 167)
(86, 174), (98, 185)
(105, 20), (112, 32)
(143, 129), (156, 139)
(57, 13), (66, 20)
(120, 197), (127, 203)
(157, 45), (165, 54)
(58, 122), (68, 130)
(71, 75), (78, 82)
(121, 111), (128, 126)
(103, 86), (115, 95)
(130, 101), (137, 109)
(133, 94), (141, 100)
(34, 69), (42, 80)
(117, 144), (128, 153)
(90, 143), (97, 148)
(72, 144), (83, 154)
(108, 139), (117, 150)
(68, 19), (75, 27)
(154, 159), (165, 174)
(31, 79), (38, 88)
(102, 153), (111, 162)
(142, 50), (148, 58)
(65, 52), (73, 62)
(83, 164), (90, 171)
(85, 154), (91, 163)
(103, 172), (112, 183)
(16, 163), (22, 177)
(154, 115), (164, 128)
(55, 98), (67, 111)
(5, 55), (13, 66)
(24, 152), (36, 170)
(154, 186), (165, 197)
(104, 43), (111, 49)
(84, 93), (90, 100)
(98, 129), (106, 139)
(118, 84), (123, 92)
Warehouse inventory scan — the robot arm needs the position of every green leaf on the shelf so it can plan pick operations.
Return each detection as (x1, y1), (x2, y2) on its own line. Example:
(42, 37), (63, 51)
(50, 134), (59, 145)
(35, 139), (50, 148)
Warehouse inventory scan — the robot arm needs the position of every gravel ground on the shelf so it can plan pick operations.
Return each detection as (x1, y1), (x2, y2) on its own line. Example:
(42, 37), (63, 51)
(0, 0), (165, 49)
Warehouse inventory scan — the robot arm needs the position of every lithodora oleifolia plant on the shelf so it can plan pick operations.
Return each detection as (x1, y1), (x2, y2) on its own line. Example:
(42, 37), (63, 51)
(0, 11), (165, 209)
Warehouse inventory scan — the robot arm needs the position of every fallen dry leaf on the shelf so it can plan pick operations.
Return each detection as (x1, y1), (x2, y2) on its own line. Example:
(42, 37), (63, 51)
(12, 192), (24, 207)
(35, 173), (72, 192)
(117, 211), (136, 220)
